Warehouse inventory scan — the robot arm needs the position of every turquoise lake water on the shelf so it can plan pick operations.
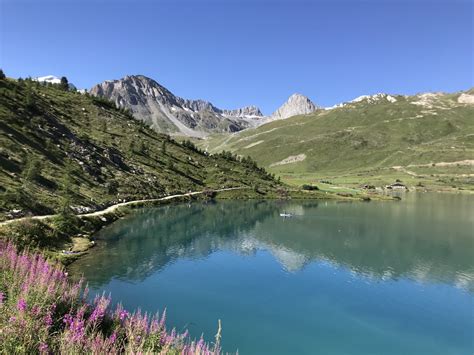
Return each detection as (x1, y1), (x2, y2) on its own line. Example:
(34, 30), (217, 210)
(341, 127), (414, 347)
(70, 193), (474, 354)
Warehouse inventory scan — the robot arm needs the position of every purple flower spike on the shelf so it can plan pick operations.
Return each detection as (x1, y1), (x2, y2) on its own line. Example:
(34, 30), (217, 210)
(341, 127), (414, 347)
(109, 331), (117, 343)
(17, 298), (27, 312)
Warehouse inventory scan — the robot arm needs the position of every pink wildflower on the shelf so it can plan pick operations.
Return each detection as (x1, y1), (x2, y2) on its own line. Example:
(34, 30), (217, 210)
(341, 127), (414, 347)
(39, 342), (49, 354)
(44, 312), (53, 327)
(109, 331), (117, 343)
(17, 298), (27, 312)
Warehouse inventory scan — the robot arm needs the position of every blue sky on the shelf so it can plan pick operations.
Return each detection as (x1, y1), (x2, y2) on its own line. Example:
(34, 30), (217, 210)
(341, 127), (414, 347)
(1, 0), (472, 113)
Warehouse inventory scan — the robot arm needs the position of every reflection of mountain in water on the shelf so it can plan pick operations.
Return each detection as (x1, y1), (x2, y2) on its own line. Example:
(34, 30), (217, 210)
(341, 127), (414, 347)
(70, 201), (279, 284)
(70, 196), (474, 291)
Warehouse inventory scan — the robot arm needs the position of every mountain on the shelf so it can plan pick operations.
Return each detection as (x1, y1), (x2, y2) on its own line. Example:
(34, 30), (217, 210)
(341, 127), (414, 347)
(271, 93), (318, 120)
(35, 75), (62, 85)
(199, 89), (474, 191)
(89, 75), (264, 137)
(222, 105), (263, 118)
(0, 76), (280, 219)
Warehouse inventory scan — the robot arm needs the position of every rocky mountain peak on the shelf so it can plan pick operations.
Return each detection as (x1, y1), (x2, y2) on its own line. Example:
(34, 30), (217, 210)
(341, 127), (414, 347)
(271, 93), (318, 120)
(89, 75), (265, 137)
(222, 105), (263, 118)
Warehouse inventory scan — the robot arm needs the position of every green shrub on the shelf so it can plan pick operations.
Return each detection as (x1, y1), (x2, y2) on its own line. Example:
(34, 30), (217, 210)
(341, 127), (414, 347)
(52, 211), (81, 237)
(5, 218), (60, 249)
(302, 184), (319, 191)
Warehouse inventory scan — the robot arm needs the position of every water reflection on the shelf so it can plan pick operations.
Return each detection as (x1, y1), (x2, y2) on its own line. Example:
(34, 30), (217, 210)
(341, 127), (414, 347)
(70, 194), (474, 291)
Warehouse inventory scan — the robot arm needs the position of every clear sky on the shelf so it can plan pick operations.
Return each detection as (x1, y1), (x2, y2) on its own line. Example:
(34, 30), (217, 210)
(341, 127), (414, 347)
(1, 0), (472, 113)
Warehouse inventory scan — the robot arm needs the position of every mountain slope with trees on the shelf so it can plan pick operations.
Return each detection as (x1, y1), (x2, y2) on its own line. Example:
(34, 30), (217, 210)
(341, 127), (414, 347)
(0, 73), (280, 221)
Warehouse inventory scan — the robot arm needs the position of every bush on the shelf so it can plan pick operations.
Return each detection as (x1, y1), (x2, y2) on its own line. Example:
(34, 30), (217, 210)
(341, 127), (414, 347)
(52, 210), (81, 237)
(105, 180), (119, 195)
(22, 155), (42, 185)
(302, 184), (319, 191)
(203, 188), (217, 199)
(5, 218), (61, 250)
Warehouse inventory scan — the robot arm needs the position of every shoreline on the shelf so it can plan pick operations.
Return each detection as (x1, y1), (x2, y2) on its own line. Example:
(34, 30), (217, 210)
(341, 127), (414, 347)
(0, 187), (247, 228)
(0, 186), (395, 266)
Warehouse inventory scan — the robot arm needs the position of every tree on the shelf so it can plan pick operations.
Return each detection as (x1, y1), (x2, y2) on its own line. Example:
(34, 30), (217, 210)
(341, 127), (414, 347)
(60, 161), (76, 204)
(127, 140), (136, 158)
(105, 179), (119, 195)
(0, 69), (5, 80)
(99, 119), (107, 132)
(22, 155), (42, 188)
(139, 141), (147, 154)
(24, 90), (36, 111)
(60, 76), (69, 91)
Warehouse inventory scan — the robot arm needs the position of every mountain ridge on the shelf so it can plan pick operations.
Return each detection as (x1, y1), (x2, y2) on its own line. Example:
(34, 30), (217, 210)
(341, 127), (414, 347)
(199, 88), (474, 191)
(89, 75), (320, 137)
(90, 75), (266, 137)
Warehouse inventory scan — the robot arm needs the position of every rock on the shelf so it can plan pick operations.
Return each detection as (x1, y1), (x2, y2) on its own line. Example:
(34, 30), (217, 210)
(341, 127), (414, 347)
(271, 93), (318, 120)
(90, 75), (265, 137)
(71, 206), (93, 214)
(222, 105), (263, 117)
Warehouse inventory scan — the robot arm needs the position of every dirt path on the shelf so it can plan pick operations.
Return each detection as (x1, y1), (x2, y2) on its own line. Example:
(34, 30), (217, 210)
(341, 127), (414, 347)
(0, 187), (246, 227)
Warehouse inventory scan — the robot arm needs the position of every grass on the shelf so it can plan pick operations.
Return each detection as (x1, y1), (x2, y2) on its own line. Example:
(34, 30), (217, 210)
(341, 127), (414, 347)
(198, 91), (474, 191)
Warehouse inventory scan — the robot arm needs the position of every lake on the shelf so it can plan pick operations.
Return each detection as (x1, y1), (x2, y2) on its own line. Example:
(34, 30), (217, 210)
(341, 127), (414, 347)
(69, 193), (474, 354)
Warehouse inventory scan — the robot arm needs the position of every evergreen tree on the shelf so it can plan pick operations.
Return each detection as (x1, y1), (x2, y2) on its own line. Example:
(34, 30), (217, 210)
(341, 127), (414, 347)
(0, 69), (5, 80)
(61, 162), (74, 199)
(22, 155), (42, 188)
(60, 76), (69, 91)
(24, 90), (35, 111)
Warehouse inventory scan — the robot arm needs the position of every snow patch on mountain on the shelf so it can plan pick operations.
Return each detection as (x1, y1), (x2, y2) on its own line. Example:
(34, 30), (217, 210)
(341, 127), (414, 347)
(457, 93), (474, 105)
(35, 75), (62, 84)
(34, 75), (77, 90)
(325, 93), (398, 110)
(351, 93), (397, 104)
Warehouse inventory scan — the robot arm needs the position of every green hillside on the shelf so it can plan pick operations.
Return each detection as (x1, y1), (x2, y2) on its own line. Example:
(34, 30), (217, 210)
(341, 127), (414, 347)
(0, 76), (281, 220)
(199, 91), (474, 190)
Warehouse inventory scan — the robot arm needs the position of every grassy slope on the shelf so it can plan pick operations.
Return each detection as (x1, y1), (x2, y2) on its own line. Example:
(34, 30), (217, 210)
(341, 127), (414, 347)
(199, 91), (474, 190)
(0, 78), (280, 220)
